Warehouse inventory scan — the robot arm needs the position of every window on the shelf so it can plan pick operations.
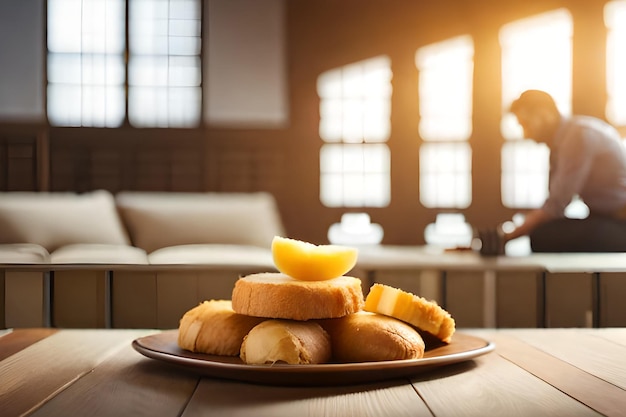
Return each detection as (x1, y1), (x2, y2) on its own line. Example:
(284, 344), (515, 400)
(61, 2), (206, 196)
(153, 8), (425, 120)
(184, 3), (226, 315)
(499, 9), (572, 208)
(605, 1), (626, 135)
(416, 35), (473, 209)
(47, 0), (202, 128)
(47, 0), (126, 127)
(317, 56), (392, 207)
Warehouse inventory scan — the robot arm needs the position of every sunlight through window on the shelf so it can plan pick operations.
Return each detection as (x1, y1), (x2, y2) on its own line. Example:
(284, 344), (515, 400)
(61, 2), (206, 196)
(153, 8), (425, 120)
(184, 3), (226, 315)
(415, 36), (474, 209)
(416, 35), (473, 142)
(419, 142), (472, 208)
(318, 56), (392, 207)
(605, 1), (626, 130)
(499, 9), (572, 208)
(501, 140), (549, 207)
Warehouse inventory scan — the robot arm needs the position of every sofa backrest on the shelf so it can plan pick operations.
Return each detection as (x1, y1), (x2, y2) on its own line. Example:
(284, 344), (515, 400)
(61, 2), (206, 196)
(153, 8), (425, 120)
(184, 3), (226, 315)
(115, 191), (286, 253)
(0, 190), (131, 252)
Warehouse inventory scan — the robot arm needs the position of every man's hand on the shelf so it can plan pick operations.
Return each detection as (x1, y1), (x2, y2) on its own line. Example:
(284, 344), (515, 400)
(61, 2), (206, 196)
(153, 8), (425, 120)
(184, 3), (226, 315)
(478, 225), (506, 256)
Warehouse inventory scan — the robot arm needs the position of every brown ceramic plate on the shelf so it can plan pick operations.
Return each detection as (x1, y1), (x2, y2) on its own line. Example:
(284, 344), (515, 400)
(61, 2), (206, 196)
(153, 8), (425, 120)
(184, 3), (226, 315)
(132, 330), (494, 386)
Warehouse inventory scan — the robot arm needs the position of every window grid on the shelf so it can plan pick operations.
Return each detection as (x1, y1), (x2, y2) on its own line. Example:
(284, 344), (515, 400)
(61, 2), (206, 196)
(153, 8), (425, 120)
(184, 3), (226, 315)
(415, 36), (474, 209)
(499, 8), (573, 209)
(501, 140), (549, 207)
(317, 56), (392, 208)
(419, 142), (472, 209)
(416, 35), (474, 142)
(128, 0), (202, 127)
(47, 0), (202, 128)
(47, 0), (126, 127)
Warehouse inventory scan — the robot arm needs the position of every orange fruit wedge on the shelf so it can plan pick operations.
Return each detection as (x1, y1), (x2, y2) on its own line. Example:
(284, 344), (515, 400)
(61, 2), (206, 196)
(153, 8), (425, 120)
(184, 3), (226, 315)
(271, 236), (358, 281)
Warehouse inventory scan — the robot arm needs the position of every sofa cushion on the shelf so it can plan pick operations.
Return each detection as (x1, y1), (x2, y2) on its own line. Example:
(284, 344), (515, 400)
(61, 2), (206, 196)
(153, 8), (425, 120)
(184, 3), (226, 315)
(147, 244), (275, 268)
(0, 243), (50, 264)
(0, 190), (131, 252)
(50, 243), (149, 264)
(116, 192), (285, 253)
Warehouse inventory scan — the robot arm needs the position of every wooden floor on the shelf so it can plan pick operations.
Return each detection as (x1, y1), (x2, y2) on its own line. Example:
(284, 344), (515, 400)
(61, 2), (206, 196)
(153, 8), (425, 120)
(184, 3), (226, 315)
(2, 327), (625, 416)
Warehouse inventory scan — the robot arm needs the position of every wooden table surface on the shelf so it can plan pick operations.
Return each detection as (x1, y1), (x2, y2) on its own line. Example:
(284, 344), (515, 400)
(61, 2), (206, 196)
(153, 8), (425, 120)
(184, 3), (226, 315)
(1, 327), (625, 417)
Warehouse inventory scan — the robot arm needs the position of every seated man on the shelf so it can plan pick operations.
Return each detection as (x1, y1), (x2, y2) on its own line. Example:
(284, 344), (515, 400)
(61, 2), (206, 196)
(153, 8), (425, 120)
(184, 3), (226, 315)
(503, 89), (626, 252)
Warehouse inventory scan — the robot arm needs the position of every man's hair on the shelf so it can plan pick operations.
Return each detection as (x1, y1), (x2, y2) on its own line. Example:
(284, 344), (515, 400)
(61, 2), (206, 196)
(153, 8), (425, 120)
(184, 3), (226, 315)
(509, 90), (559, 115)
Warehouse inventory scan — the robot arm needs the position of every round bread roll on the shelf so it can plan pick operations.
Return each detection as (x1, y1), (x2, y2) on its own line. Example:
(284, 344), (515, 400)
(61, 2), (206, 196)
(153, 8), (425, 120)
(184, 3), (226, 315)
(232, 272), (364, 320)
(178, 300), (265, 356)
(320, 311), (425, 362)
(364, 283), (455, 343)
(240, 319), (331, 365)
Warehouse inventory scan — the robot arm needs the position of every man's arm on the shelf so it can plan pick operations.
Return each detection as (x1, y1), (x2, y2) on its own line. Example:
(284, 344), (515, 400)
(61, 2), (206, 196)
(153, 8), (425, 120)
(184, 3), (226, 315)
(504, 208), (552, 242)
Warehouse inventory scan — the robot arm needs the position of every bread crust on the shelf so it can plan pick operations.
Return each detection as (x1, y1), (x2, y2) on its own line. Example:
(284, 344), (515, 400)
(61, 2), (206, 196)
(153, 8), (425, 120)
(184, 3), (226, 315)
(320, 311), (425, 362)
(364, 283), (455, 343)
(232, 272), (364, 320)
(240, 319), (331, 364)
(178, 300), (265, 356)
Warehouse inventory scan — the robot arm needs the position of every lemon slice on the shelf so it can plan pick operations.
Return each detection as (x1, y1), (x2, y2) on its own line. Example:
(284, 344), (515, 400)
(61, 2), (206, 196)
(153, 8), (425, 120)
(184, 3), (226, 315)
(271, 236), (358, 281)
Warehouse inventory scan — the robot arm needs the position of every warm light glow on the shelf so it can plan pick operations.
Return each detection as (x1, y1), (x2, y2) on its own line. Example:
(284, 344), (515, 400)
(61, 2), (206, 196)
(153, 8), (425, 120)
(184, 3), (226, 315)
(501, 141), (549, 208)
(328, 213), (384, 245)
(605, 1), (626, 128)
(318, 56), (392, 208)
(419, 142), (471, 209)
(318, 56), (392, 144)
(500, 8), (573, 140)
(416, 36), (474, 209)
(424, 213), (473, 249)
(416, 35), (474, 141)
(499, 9), (572, 209)
(320, 144), (390, 207)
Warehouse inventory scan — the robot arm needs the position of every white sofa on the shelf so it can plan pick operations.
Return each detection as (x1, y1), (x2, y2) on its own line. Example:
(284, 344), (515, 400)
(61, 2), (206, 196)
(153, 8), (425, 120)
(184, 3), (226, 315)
(0, 190), (284, 329)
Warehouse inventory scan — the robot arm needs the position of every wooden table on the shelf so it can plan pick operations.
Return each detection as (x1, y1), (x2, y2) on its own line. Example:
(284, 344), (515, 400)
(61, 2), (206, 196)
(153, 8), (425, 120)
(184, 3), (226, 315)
(2, 328), (625, 416)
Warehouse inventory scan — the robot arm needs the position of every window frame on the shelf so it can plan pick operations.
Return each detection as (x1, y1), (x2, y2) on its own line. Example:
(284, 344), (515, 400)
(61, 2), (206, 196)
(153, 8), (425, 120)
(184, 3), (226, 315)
(317, 55), (393, 208)
(45, 0), (204, 129)
(415, 35), (474, 210)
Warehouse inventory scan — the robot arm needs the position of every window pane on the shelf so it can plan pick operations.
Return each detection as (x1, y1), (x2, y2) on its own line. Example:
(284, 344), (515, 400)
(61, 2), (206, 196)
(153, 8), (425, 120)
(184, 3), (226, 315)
(47, 84), (124, 127)
(129, 86), (201, 128)
(416, 35), (474, 142)
(48, 0), (125, 54)
(501, 141), (549, 208)
(317, 69), (342, 98)
(320, 144), (390, 207)
(318, 56), (392, 208)
(129, 0), (202, 127)
(605, 1), (626, 127)
(47, 0), (125, 127)
(318, 56), (392, 144)
(416, 36), (473, 209)
(419, 142), (471, 208)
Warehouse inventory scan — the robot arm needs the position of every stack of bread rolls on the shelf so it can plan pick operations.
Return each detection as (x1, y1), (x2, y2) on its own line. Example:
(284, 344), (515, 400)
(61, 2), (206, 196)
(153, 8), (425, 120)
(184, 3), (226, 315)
(178, 236), (455, 365)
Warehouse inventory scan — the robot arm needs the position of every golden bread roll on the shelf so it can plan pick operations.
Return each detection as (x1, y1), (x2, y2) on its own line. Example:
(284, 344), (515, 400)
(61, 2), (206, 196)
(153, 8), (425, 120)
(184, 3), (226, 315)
(364, 283), (455, 343)
(240, 319), (331, 365)
(231, 272), (364, 320)
(178, 300), (265, 356)
(320, 311), (425, 362)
